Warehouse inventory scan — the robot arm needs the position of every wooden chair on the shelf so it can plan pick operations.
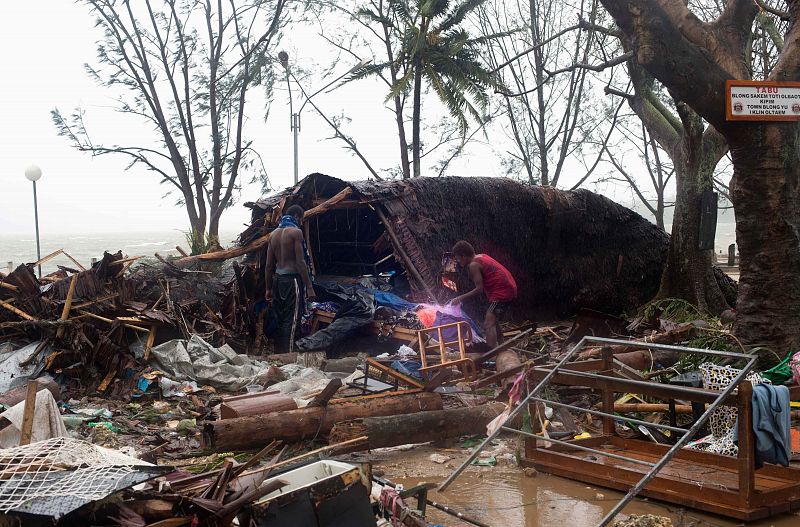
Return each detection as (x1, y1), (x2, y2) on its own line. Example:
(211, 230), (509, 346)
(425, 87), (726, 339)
(417, 321), (476, 380)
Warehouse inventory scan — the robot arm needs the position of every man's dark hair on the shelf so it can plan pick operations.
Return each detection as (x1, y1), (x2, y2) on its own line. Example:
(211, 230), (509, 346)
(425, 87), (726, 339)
(286, 205), (304, 220)
(452, 240), (475, 258)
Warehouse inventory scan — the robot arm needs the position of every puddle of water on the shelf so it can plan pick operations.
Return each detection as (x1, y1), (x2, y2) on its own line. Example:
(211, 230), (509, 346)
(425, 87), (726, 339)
(383, 453), (800, 527)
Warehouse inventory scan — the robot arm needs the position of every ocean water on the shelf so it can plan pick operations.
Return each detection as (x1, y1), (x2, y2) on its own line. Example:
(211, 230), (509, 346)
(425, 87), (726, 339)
(1, 222), (739, 276)
(0, 230), (240, 275)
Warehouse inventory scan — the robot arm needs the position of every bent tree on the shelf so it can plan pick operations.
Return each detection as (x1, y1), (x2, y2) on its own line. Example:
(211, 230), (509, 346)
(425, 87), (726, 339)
(598, 0), (800, 358)
(53, 0), (288, 251)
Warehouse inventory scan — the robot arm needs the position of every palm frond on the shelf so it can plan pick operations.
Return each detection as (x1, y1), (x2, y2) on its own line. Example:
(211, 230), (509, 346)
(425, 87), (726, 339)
(435, 0), (486, 33)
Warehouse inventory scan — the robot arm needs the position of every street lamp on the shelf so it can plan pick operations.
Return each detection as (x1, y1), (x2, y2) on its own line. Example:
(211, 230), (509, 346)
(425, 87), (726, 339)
(278, 51), (370, 184)
(24, 165), (43, 278)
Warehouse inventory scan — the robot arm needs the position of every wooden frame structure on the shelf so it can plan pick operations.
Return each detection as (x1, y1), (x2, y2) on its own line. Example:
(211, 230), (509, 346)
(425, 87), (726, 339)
(417, 321), (475, 380)
(521, 346), (800, 522)
(441, 336), (800, 525)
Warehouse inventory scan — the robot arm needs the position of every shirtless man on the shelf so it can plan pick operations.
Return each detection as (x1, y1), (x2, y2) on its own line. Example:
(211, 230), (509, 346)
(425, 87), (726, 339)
(448, 240), (517, 348)
(265, 205), (316, 353)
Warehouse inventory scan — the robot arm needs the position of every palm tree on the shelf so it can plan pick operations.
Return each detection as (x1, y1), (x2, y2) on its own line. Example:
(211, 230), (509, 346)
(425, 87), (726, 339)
(357, 0), (505, 177)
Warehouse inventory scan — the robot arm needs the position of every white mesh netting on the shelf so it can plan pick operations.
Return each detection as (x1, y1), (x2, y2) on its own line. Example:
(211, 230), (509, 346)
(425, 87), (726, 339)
(0, 437), (154, 513)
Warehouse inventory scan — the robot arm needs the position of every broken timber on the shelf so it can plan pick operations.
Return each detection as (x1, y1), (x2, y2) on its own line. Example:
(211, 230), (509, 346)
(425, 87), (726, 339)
(329, 403), (506, 450)
(203, 391), (442, 450)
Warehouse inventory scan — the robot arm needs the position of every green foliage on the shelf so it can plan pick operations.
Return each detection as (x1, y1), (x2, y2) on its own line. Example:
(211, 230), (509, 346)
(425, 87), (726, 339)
(638, 297), (707, 324)
(354, 0), (506, 132)
(184, 229), (220, 256)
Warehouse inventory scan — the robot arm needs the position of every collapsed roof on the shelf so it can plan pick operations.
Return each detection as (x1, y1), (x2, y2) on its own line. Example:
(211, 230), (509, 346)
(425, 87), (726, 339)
(240, 173), (669, 318)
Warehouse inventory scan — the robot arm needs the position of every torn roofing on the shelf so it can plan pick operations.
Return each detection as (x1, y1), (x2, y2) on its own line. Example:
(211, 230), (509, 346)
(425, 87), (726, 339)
(241, 173), (669, 318)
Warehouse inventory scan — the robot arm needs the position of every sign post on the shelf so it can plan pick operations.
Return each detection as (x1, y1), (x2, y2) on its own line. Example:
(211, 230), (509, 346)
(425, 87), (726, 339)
(726, 80), (800, 121)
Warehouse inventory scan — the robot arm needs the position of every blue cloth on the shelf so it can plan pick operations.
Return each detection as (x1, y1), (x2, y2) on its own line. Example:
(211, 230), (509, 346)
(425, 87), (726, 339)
(735, 383), (791, 467)
(278, 215), (313, 277)
(391, 360), (423, 380)
(433, 311), (484, 340)
(373, 290), (418, 312)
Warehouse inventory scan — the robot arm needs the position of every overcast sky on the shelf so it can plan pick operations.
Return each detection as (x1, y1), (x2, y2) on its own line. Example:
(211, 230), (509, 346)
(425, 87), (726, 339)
(0, 1), (687, 243)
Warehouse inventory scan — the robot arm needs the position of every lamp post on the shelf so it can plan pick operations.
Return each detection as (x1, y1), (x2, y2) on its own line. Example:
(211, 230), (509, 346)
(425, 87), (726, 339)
(24, 165), (43, 278)
(278, 51), (370, 185)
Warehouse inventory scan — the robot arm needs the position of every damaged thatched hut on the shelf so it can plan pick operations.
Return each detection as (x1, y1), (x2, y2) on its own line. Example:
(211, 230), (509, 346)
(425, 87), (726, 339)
(238, 174), (669, 319)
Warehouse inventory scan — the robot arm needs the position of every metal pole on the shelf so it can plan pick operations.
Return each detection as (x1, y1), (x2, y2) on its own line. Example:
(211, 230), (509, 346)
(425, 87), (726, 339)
(293, 113), (299, 184)
(32, 180), (41, 278)
(438, 336), (587, 491)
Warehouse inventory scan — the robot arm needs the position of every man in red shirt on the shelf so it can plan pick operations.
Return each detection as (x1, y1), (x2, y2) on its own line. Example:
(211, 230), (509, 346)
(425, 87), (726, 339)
(449, 240), (517, 348)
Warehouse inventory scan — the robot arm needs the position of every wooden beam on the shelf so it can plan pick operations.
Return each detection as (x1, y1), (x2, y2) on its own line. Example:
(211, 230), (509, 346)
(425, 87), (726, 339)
(75, 309), (149, 333)
(0, 299), (35, 321)
(0, 282), (19, 292)
(303, 187), (353, 219)
(56, 273), (79, 339)
(31, 249), (64, 267)
(60, 250), (87, 272)
(373, 206), (437, 302)
(307, 378), (343, 407)
(174, 232), (271, 266)
(366, 358), (425, 389)
(72, 293), (118, 310)
(19, 381), (38, 446)
(144, 325), (158, 361)
(97, 368), (116, 393)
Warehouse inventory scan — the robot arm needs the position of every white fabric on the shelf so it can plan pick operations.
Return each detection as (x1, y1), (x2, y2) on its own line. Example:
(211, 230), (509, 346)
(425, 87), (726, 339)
(0, 389), (67, 448)
(149, 335), (273, 390)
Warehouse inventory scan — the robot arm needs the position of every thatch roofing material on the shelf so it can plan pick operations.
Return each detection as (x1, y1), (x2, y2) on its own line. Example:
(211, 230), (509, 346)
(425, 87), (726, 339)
(243, 174), (669, 318)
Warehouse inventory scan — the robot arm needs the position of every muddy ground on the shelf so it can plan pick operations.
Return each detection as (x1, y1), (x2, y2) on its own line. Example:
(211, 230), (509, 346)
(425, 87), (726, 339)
(368, 442), (800, 527)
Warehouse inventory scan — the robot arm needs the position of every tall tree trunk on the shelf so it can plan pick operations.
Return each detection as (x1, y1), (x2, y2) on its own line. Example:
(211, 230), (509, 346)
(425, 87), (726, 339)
(412, 56), (422, 178)
(208, 213), (221, 245)
(657, 106), (730, 314)
(395, 96), (412, 179)
(532, 36), (549, 185)
(728, 123), (800, 361)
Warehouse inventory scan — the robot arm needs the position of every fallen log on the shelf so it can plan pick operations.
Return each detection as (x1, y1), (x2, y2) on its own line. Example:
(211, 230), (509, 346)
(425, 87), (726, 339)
(577, 322), (696, 361)
(202, 391), (442, 450)
(328, 402), (506, 449)
(613, 349), (680, 371)
(219, 392), (296, 419)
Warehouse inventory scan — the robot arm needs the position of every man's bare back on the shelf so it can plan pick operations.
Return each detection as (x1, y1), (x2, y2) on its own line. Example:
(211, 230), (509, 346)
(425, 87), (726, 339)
(265, 216), (316, 302)
(270, 227), (304, 274)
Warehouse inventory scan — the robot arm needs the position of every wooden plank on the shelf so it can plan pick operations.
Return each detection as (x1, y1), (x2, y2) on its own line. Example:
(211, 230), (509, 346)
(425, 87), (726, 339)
(738, 381), (755, 507)
(56, 273), (79, 338)
(610, 436), (800, 483)
(470, 361), (527, 389)
(366, 358), (424, 389)
(307, 378), (343, 407)
(373, 206), (436, 302)
(0, 299), (35, 321)
(31, 249), (64, 267)
(75, 309), (149, 333)
(0, 282), (19, 292)
(19, 381), (38, 446)
(60, 250), (87, 272)
(144, 325), (158, 361)
(72, 293), (118, 310)
(530, 367), (734, 405)
(601, 347), (615, 436)
(525, 454), (769, 521)
(97, 368), (117, 393)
